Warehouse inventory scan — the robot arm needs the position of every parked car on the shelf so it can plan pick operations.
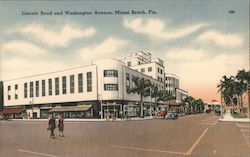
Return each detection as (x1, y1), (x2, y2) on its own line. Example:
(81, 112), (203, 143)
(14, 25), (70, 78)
(214, 110), (221, 116)
(155, 111), (167, 119)
(165, 111), (178, 120)
(205, 109), (212, 113)
(178, 112), (185, 116)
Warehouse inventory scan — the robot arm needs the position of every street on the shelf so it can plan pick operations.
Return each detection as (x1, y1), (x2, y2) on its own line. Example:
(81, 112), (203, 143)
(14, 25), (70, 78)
(0, 113), (249, 157)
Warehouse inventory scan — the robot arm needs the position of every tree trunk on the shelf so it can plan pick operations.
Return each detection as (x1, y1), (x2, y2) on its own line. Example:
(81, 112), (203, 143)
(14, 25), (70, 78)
(140, 94), (144, 118)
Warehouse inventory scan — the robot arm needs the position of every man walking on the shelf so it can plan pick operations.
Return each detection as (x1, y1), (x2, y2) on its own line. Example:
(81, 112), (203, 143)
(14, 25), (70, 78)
(48, 115), (56, 139)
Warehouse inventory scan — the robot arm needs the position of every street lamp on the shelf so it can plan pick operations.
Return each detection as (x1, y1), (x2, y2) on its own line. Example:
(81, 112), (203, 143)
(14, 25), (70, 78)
(150, 86), (152, 118)
(98, 94), (103, 119)
(220, 83), (223, 119)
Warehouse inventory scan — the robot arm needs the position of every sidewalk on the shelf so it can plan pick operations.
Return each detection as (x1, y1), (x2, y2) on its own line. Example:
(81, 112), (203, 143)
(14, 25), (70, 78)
(219, 111), (250, 123)
(8, 116), (155, 122)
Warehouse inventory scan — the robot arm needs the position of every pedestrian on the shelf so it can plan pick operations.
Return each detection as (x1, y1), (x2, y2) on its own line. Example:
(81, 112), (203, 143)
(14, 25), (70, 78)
(58, 115), (64, 137)
(48, 115), (56, 139)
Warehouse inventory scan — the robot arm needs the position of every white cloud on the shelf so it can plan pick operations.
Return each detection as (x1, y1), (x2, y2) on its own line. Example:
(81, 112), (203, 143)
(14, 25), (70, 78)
(123, 18), (207, 40)
(0, 58), (67, 80)
(78, 37), (128, 63)
(0, 41), (46, 55)
(166, 48), (206, 61)
(20, 23), (96, 47)
(195, 30), (243, 47)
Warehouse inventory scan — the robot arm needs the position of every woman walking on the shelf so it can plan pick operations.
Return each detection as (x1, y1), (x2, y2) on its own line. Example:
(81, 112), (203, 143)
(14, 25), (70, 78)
(48, 115), (56, 139)
(58, 115), (64, 137)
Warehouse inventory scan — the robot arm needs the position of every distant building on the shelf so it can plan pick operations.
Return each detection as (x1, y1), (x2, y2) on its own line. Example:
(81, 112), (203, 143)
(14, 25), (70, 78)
(165, 73), (188, 103)
(122, 51), (165, 90)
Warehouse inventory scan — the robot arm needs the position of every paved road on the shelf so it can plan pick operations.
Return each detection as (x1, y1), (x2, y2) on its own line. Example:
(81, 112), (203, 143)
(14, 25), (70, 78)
(0, 113), (249, 157)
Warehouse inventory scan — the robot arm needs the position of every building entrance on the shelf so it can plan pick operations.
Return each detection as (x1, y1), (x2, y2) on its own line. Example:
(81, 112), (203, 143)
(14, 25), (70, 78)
(104, 109), (117, 120)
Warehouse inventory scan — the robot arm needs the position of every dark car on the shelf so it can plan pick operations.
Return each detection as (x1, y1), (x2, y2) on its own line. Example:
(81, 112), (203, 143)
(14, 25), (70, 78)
(214, 110), (221, 116)
(155, 111), (167, 119)
(205, 109), (212, 113)
(165, 111), (178, 120)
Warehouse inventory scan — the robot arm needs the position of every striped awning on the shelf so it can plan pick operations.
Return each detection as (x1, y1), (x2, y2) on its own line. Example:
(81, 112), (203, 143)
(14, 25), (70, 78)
(49, 105), (92, 112)
(0, 108), (23, 115)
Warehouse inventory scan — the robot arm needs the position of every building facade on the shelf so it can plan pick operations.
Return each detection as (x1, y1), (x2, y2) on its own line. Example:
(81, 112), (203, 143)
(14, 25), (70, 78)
(3, 54), (165, 119)
(165, 73), (188, 113)
(165, 73), (179, 97)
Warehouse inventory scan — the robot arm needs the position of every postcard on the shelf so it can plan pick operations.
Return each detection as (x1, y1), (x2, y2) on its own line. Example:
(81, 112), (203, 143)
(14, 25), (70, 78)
(0, 0), (249, 157)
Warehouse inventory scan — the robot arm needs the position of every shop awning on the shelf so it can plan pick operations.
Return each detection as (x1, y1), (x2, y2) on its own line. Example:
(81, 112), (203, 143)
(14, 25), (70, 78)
(0, 108), (23, 115)
(49, 105), (92, 112)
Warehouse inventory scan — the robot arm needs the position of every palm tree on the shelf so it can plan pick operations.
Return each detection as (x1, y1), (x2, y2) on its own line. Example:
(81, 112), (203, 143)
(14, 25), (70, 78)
(236, 69), (250, 117)
(217, 76), (236, 105)
(157, 90), (173, 102)
(195, 99), (205, 113)
(185, 96), (196, 113)
(129, 77), (151, 118)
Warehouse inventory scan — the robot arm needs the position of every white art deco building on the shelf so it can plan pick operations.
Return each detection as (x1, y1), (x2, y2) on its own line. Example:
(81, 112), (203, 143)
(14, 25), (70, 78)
(2, 51), (166, 119)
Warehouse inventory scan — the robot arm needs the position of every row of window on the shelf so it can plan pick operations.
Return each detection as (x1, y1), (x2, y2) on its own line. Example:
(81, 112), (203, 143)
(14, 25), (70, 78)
(125, 73), (164, 92)
(7, 72), (92, 100)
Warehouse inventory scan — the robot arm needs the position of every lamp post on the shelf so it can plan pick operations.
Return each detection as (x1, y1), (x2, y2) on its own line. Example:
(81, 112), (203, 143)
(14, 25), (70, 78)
(150, 86), (152, 118)
(98, 94), (103, 119)
(220, 83), (223, 119)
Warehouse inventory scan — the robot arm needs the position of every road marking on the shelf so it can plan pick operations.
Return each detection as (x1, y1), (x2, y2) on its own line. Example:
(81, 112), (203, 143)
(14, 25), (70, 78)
(111, 128), (209, 156)
(198, 122), (216, 125)
(186, 128), (209, 155)
(110, 145), (186, 155)
(18, 149), (60, 157)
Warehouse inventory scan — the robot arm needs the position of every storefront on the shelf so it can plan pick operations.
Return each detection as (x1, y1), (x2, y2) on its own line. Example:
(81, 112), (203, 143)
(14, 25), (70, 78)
(0, 108), (24, 119)
(48, 105), (92, 118)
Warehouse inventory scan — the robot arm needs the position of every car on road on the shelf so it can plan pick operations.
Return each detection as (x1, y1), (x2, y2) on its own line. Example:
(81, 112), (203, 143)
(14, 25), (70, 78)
(155, 111), (167, 119)
(165, 111), (178, 120)
(205, 109), (212, 113)
(214, 109), (221, 116)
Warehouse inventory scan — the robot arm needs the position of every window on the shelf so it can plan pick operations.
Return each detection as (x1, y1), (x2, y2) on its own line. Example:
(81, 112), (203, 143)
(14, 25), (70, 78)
(104, 70), (118, 77)
(126, 73), (130, 92)
(24, 83), (27, 98)
(62, 76), (67, 94)
(104, 84), (118, 91)
(148, 67), (152, 72)
(87, 72), (92, 92)
(160, 69), (163, 74)
(55, 78), (59, 95)
(70, 75), (74, 94)
(42, 80), (45, 96)
(131, 75), (136, 88)
(48, 79), (52, 96)
(127, 61), (131, 67)
(35, 81), (39, 97)
(78, 73), (83, 93)
(158, 68), (160, 73)
(30, 82), (34, 98)
(15, 84), (18, 99)
(141, 68), (145, 73)
(138, 61), (141, 65)
(8, 85), (11, 100)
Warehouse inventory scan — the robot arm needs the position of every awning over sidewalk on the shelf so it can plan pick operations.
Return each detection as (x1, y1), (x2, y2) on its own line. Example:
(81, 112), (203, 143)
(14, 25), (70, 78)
(0, 108), (23, 115)
(49, 105), (92, 112)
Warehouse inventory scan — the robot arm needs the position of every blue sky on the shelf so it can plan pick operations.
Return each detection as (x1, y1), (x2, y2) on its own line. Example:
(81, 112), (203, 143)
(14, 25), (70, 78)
(0, 0), (249, 102)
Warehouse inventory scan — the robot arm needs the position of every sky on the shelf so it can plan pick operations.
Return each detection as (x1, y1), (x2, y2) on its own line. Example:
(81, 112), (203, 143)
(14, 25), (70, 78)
(0, 0), (249, 103)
